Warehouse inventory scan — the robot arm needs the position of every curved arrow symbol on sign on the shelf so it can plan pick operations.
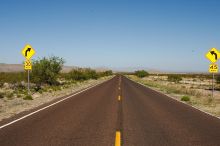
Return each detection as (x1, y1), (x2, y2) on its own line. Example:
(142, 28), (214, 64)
(210, 51), (217, 60)
(25, 48), (31, 57)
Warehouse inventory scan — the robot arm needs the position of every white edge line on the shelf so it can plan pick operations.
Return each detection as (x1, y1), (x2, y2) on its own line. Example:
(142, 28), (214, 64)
(0, 77), (113, 130)
(126, 76), (220, 120)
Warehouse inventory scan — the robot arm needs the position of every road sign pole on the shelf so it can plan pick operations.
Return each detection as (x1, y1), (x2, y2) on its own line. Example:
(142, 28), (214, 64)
(212, 73), (214, 98)
(28, 70), (30, 95)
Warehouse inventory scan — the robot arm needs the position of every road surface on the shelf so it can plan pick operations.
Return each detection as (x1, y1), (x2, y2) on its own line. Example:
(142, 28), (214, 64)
(0, 75), (220, 146)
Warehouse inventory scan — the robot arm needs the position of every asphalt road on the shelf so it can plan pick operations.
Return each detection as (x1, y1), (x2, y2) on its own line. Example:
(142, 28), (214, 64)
(0, 75), (220, 146)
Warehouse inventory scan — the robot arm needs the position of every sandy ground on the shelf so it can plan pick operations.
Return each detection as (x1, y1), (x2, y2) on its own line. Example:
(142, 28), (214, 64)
(0, 76), (113, 121)
(128, 75), (220, 118)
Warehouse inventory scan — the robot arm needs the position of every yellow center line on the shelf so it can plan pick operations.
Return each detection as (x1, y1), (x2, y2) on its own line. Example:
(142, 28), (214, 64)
(118, 95), (121, 101)
(115, 131), (121, 146)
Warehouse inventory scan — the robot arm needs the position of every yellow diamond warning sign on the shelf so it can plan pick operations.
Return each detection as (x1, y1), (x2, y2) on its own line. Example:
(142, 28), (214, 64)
(21, 44), (36, 59)
(206, 48), (220, 63)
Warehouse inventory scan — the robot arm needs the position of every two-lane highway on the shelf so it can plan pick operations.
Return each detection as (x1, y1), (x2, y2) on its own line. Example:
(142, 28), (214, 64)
(0, 75), (220, 146)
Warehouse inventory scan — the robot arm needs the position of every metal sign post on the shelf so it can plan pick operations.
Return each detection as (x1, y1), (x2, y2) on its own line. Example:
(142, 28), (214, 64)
(212, 73), (214, 98)
(28, 70), (30, 95)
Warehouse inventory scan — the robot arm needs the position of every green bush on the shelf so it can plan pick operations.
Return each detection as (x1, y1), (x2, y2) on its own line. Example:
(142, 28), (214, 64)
(23, 95), (33, 100)
(167, 74), (182, 83)
(181, 96), (190, 101)
(0, 92), (4, 98)
(51, 86), (61, 91)
(67, 68), (100, 81)
(17, 94), (22, 98)
(6, 92), (13, 98)
(67, 69), (87, 81)
(84, 68), (98, 80)
(38, 90), (43, 94)
(134, 70), (149, 78)
(31, 56), (65, 85)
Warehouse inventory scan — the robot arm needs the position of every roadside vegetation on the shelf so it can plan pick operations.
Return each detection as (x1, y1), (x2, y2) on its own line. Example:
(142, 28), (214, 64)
(31, 56), (65, 86)
(134, 70), (149, 78)
(0, 56), (113, 100)
(181, 96), (190, 102)
(167, 74), (182, 83)
(129, 72), (220, 117)
(23, 95), (33, 100)
(0, 72), (26, 84)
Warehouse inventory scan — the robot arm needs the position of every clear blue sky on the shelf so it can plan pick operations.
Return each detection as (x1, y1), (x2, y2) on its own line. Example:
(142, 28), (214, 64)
(0, 0), (219, 72)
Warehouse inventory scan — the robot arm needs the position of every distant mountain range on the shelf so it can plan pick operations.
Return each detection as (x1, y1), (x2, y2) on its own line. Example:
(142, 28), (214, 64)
(0, 64), (24, 72)
(0, 64), (110, 73)
(0, 63), (204, 74)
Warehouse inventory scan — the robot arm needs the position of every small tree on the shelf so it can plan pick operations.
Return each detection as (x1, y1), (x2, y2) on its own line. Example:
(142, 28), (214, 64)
(167, 74), (182, 83)
(31, 56), (65, 85)
(135, 70), (149, 78)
